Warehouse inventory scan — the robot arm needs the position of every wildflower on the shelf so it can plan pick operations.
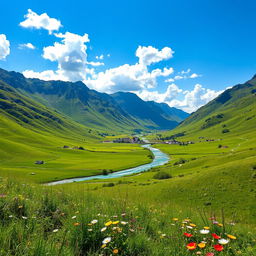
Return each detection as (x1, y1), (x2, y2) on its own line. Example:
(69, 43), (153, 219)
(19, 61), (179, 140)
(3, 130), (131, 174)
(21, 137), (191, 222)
(211, 233), (221, 239)
(91, 219), (98, 224)
(160, 234), (166, 238)
(53, 229), (59, 233)
(196, 252), (202, 255)
(218, 223), (223, 227)
(18, 205), (23, 209)
(113, 221), (119, 225)
(218, 238), (229, 245)
(213, 244), (224, 251)
(0, 194), (6, 198)
(198, 242), (206, 248)
(186, 225), (193, 229)
(172, 218), (179, 221)
(113, 249), (119, 254)
(105, 221), (112, 226)
(190, 223), (196, 227)
(88, 229), (93, 232)
(101, 227), (107, 232)
(200, 229), (210, 234)
(101, 244), (106, 248)
(184, 232), (193, 237)
(102, 237), (111, 244)
(72, 216), (77, 219)
(204, 226), (210, 230)
(121, 213), (126, 217)
(186, 242), (197, 250)
(206, 253), (215, 256)
(227, 234), (236, 240)
(121, 221), (127, 225)
(73, 222), (80, 226)
(9, 215), (13, 218)
(22, 216), (28, 220)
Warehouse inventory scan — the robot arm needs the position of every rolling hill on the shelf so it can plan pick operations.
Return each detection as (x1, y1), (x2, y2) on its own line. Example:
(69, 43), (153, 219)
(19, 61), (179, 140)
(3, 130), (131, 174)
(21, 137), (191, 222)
(157, 74), (256, 139)
(0, 68), (188, 132)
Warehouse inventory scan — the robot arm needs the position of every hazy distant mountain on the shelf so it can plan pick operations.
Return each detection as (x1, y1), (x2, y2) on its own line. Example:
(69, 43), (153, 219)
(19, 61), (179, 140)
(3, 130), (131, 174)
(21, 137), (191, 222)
(111, 92), (188, 130)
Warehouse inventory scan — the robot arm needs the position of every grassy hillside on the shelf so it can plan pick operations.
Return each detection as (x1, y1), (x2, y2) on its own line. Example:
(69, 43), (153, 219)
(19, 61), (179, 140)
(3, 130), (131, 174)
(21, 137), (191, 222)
(0, 79), (152, 183)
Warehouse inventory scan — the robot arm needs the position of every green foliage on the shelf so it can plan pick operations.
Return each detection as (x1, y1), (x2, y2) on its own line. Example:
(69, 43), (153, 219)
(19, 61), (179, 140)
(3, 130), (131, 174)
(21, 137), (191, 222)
(153, 171), (172, 179)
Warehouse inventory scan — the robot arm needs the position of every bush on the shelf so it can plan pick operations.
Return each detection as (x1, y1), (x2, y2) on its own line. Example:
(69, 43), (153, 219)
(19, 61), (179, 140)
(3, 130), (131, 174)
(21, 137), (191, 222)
(173, 158), (187, 165)
(102, 182), (115, 187)
(222, 128), (230, 133)
(153, 171), (172, 180)
(102, 169), (108, 175)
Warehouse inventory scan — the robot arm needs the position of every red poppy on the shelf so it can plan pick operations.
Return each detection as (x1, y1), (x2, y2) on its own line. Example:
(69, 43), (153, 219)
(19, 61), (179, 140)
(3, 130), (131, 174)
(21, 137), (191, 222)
(213, 244), (224, 251)
(186, 242), (197, 250)
(206, 253), (215, 256)
(184, 232), (193, 237)
(211, 233), (221, 239)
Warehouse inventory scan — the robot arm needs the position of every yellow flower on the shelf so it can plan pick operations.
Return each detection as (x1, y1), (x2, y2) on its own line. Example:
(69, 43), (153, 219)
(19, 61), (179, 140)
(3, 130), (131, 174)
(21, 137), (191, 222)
(204, 226), (210, 230)
(105, 221), (113, 226)
(101, 244), (106, 248)
(190, 223), (196, 227)
(198, 243), (206, 249)
(218, 223), (223, 227)
(113, 221), (119, 225)
(73, 222), (80, 226)
(172, 218), (179, 221)
(227, 234), (237, 240)
(113, 249), (119, 254)
(184, 218), (191, 222)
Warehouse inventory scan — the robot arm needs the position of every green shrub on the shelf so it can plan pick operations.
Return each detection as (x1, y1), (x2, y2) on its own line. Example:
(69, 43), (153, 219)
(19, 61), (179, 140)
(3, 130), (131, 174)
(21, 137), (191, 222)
(153, 172), (172, 180)
(222, 128), (230, 133)
(102, 182), (115, 187)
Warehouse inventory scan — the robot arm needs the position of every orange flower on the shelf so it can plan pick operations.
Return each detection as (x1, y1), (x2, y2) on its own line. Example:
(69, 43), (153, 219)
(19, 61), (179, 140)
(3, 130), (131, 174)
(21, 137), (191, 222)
(187, 242), (197, 250)
(227, 234), (236, 240)
(73, 222), (80, 226)
(198, 242), (206, 249)
(113, 249), (119, 254)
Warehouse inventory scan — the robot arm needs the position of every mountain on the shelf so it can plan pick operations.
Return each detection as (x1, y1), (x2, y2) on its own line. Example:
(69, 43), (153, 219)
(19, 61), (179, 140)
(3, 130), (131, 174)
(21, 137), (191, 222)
(111, 92), (188, 130)
(0, 68), (187, 132)
(165, 74), (256, 138)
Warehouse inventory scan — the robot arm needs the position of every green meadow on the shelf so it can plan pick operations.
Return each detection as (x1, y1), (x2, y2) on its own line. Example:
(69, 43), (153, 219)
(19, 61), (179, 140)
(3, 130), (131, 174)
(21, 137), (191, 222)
(0, 75), (256, 255)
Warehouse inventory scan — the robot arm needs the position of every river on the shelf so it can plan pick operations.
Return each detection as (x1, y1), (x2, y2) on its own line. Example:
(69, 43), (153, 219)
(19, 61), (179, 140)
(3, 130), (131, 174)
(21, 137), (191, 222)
(47, 144), (169, 185)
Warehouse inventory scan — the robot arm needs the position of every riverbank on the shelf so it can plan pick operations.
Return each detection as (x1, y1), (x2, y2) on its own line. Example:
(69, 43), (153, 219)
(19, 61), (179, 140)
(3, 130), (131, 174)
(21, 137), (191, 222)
(47, 144), (169, 185)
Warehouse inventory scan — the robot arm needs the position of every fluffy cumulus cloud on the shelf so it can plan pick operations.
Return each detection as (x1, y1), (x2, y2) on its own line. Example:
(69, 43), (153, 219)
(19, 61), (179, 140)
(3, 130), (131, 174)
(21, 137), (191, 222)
(85, 46), (174, 93)
(0, 34), (10, 60)
(144, 84), (223, 113)
(136, 46), (174, 66)
(24, 32), (90, 81)
(20, 9), (62, 34)
(18, 43), (35, 50)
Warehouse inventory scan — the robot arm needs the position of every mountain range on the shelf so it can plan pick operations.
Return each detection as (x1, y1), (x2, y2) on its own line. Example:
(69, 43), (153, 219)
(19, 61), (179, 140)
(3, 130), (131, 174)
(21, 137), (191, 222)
(0, 68), (188, 132)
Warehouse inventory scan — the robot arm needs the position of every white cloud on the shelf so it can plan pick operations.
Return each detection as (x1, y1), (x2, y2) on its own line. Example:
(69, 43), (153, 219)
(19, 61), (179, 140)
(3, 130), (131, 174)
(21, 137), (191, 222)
(20, 9), (62, 34)
(136, 46), (174, 66)
(18, 43), (35, 50)
(23, 69), (66, 81)
(137, 83), (182, 103)
(190, 73), (200, 78)
(0, 34), (10, 60)
(85, 46), (174, 93)
(138, 83), (222, 113)
(96, 54), (104, 60)
(87, 61), (104, 66)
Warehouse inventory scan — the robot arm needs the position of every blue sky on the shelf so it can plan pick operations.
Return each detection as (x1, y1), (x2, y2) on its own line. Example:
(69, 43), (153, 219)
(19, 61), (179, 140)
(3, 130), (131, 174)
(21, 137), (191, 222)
(0, 0), (256, 112)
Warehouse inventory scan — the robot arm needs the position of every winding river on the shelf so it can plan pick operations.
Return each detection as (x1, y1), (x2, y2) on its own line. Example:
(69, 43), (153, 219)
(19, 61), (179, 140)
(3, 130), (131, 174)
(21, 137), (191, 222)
(47, 144), (169, 185)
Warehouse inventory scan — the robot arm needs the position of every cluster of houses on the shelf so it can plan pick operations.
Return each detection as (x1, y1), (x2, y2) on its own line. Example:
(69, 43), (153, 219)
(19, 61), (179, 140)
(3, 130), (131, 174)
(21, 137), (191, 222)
(165, 140), (194, 145)
(103, 136), (144, 144)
